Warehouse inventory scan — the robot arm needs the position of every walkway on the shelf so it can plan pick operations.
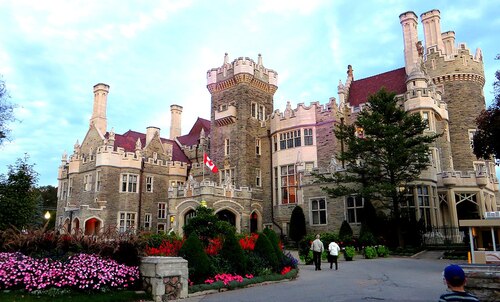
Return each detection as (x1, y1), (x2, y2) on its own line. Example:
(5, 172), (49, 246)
(182, 255), (461, 301)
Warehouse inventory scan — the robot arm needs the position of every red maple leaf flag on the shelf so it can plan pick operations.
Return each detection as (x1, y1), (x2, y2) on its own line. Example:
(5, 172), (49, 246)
(203, 153), (219, 173)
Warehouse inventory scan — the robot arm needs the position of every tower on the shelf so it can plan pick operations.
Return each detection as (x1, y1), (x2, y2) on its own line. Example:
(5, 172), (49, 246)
(420, 9), (486, 172)
(170, 104), (183, 140)
(90, 83), (109, 134)
(206, 53), (277, 196)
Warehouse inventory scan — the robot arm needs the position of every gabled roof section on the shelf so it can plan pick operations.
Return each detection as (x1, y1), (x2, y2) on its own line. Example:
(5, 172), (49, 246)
(177, 117), (211, 147)
(348, 67), (407, 107)
(106, 130), (190, 163)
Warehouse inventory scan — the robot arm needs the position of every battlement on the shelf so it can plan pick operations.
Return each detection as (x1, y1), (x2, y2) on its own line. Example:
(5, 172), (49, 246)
(439, 170), (498, 190)
(206, 54), (278, 92)
(270, 99), (336, 133)
(168, 180), (254, 199)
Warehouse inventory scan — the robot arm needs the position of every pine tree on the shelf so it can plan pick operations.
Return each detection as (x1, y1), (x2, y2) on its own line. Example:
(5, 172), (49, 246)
(288, 206), (306, 244)
(253, 232), (279, 272)
(178, 233), (211, 284)
(220, 231), (247, 275)
(316, 88), (439, 246)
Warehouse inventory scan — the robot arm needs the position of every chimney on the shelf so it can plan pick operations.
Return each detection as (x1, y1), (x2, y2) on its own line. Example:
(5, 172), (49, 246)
(399, 11), (419, 75)
(441, 31), (455, 55)
(146, 126), (160, 146)
(420, 9), (445, 53)
(170, 104), (183, 139)
(90, 83), (110, 135)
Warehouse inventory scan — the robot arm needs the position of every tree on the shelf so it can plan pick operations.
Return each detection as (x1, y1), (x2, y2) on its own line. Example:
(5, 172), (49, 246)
(219, 231), (247, 275)
(0, 77), (15, 145)
(178, 233), (211, 284)
(288, 206), (306, 244)
(183, 206), (235, 245)
(0, 155), (40, 230)
(316, 88), (439, 246)
(473, 54), (500, 164)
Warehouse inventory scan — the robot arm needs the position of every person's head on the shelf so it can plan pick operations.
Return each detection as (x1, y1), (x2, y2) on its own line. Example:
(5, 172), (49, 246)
(316, 234), (320, 239)
(443, 264), (466, 287)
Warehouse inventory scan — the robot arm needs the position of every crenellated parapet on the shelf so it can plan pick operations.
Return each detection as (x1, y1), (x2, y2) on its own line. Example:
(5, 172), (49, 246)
(168, 180), (254, 199)
(270, 99), (337, 133)
(206, 53), (278, 94)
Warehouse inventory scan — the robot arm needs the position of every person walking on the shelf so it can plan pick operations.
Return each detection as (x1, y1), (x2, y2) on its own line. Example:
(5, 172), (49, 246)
(438, 264), (479, 301)
(310, 234), (324, 271)
(328, 240), (341, 270)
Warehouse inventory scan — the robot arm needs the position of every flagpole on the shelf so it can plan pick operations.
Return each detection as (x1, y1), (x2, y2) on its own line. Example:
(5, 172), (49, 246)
(202, 148), (205, 183)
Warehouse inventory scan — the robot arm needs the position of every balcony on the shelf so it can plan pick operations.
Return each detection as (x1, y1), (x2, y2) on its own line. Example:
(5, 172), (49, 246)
(215, 105), (237, 126)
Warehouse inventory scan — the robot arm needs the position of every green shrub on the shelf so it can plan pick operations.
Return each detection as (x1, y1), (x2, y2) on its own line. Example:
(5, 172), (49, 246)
(364, 246), (377, 259)
(253, 232), (279, 272)
(179, 233), (211, 284)
(339, 220), (353, 242)
(244, 250), (269, 276)
(263, 228), (283, 266)
(320, 232), (339, 247)
(343, 246), (355, 260)
(376, 245), (389, 257)
(297, 234), (314, 264)
(220, 232), (246, 275)
(289, 206), (306, 243)
(183, 206), (235, 245)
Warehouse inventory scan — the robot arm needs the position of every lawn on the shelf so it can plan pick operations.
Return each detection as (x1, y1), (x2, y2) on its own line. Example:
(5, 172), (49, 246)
(0, 290), (150, 302)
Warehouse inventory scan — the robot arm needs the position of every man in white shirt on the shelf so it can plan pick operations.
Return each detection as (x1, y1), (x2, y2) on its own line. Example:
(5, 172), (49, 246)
(328, 240), (341, 270)
(310, 234), (324, 271)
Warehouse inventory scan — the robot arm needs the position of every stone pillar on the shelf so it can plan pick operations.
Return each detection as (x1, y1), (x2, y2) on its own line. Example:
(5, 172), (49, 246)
(90, 83), (110, 134)
(170, 105), (183, 140)
(140, 256), (189, 301)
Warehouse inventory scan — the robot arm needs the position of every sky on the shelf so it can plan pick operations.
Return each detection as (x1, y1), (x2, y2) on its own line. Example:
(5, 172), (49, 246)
(0, 0), (499, 186)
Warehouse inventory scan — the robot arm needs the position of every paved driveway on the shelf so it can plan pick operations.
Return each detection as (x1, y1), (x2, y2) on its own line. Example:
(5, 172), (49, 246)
(182, 257), (458, 302)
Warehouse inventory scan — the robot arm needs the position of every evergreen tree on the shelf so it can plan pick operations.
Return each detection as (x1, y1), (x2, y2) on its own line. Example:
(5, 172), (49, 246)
(473, 54), (500, 164)
(288, 206), (306, 244)
(253, 232), (279, 272)
(178, 233), (211, 284)
(0, 155), (39, 230)
(263, 228), (283, 264)
(183, 206), (235, 245)
(316, 88), (440, 246)
(220, 231), (247, 275)
(338, 220), (353, 242)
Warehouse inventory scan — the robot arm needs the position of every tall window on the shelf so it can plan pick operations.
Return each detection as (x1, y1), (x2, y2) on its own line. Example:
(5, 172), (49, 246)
(422, 111), (430, 130)
(274, 167), (279, 202)
(224, 138), (230, 156)
(84, 174), (92, 191)
(468, 129), (477, 149)
(118, 212), (136, 233)
(402, 187), (416, 221)
(255, 138), (261, 155)
(95, 171), (101, 192)
(121, 174), (138, 192)
(256, 169), (261, 187)
(273, 135), (278, 152)
(417, 185), (431, 227)
(281, 165), (297, 204)
(251, 103), (265, 121)
(346, 195), (363, 224)
(68, 177), (73, 197)
(144, 213), (151, 230)
(304, 128), (313, 145)
(311, 198), (327, 225)
(158, 202), (167, 219)
(60, 181), (68, 200)
(146, 176), (153, 192)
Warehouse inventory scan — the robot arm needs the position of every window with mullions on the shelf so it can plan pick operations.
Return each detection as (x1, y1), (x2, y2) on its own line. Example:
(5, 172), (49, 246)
(158, 203), (167, 219)
(311, 198), (327, 225)
(417, 185), (431, 227)
(281, 165), (297, 204)
(121, 174), (138, 193)
(118, 212), (136, 233)
(304, 128), (313, 145)
(279, 130), (302, 150)
(144, 213), (151, 230)
(346, 195), (363, 224)
(146, 176), (153, 192)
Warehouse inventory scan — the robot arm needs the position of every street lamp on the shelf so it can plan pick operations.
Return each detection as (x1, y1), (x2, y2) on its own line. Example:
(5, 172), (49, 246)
(44, 211), (51, 220)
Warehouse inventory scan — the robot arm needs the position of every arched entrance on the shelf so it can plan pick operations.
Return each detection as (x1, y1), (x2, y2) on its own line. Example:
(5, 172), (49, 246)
(184, 209), (196, 225)
(217, 209), (236, 227)
(85, 218), (102, 235)
(250, 212), (258, 233)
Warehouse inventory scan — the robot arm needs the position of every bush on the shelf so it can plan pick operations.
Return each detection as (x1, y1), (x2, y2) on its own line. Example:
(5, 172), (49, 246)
(179, 233), (211, 284)
(244, 251), (271, 276)
(339, 220), (353, 242)
(297, 234), (314, 263)
(183, 206), (235, 245)
(343, 246), (355, 260)
(263, 228), (283, 266)
(289, 206), (306, 243)
(253, 232), (279, 272)
(359, 224), (377, 247)
(376, 245), (389, 257)
(364, 246), (377, 259)
(219, 232), (246, 275)
(320, 232), (339, 248)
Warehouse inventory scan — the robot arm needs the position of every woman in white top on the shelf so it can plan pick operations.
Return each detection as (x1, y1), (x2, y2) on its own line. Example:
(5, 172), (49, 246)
(328, 241), (341, 270)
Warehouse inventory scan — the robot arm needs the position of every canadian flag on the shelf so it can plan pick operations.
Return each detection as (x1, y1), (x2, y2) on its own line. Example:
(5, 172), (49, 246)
(203, 153), (219, 173)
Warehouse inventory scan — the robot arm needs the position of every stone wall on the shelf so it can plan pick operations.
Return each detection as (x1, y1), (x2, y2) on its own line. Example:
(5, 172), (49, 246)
(463, 264), (500, 302)
(140, 256), (189, 301)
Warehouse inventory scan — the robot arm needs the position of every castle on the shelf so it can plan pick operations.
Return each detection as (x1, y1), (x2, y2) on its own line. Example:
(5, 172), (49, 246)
(56, 10), (498, 241)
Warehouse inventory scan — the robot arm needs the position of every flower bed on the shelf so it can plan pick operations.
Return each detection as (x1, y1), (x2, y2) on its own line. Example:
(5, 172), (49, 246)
(0, 252), (139, 291)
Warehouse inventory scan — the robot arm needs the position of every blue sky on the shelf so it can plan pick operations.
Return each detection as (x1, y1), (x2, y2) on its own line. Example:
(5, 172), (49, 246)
(0, 0), (498, 186)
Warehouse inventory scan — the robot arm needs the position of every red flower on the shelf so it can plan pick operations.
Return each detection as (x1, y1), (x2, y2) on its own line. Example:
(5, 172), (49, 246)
(205, 238), (223, 256)
(239, 233), (259, 250)
(281, 266), (292, 275)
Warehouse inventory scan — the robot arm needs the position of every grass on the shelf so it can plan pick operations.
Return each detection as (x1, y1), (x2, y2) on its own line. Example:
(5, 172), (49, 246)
(0, 289), (150, 302)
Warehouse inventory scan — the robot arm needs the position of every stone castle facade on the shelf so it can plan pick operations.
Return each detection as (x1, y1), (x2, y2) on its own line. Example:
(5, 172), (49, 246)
(56, 9), (498, 239)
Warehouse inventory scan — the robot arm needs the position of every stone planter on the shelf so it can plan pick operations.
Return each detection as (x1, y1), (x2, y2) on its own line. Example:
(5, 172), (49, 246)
(140, 256), (189, 302)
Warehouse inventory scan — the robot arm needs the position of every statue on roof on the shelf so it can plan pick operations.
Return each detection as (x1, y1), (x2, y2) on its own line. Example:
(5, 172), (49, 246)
(135, 138), (142, 150)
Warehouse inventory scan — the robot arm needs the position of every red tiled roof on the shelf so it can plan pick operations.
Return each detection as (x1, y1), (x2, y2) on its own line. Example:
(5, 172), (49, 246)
(347, 67), (407, 107)
(106, 130), (190, 163)
(177, 117), (211, 147)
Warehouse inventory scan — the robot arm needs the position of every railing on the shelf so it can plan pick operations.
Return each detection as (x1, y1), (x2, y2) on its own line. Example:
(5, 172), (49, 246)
(422, 226), (466, 245)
